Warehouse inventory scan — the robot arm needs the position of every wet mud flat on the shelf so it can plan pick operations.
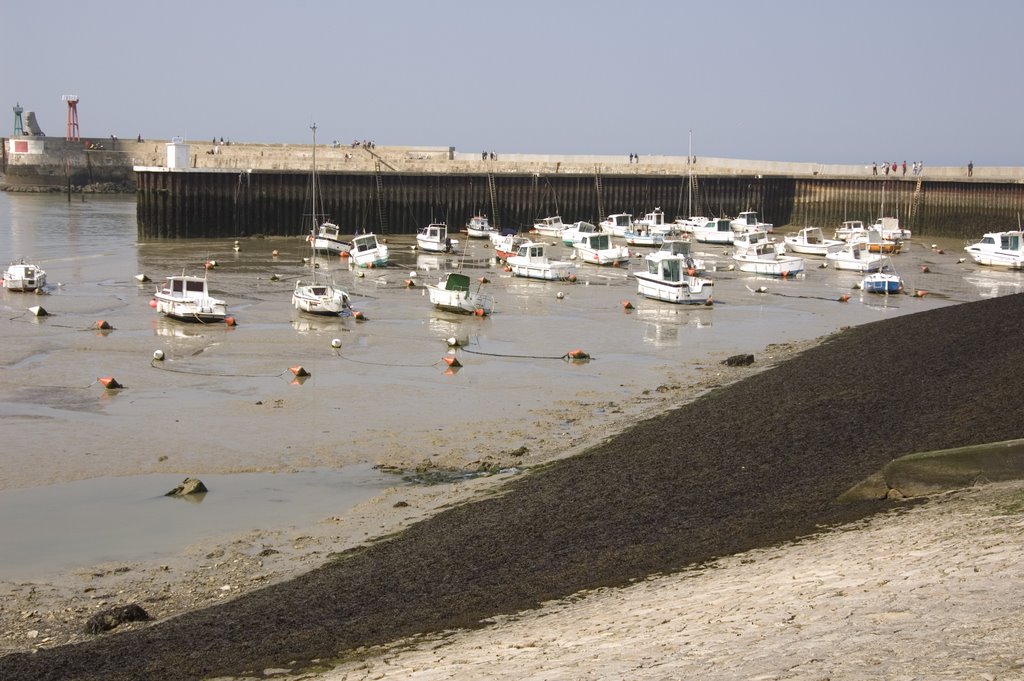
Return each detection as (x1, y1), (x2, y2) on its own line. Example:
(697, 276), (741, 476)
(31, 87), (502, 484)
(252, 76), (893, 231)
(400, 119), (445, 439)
(3, 287), (1024, 680)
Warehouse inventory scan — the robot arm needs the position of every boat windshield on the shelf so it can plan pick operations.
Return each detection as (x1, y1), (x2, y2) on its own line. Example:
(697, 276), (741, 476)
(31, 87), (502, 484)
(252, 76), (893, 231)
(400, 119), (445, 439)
(1002, 233), (1021, 250)
(660, 258), (681, 282)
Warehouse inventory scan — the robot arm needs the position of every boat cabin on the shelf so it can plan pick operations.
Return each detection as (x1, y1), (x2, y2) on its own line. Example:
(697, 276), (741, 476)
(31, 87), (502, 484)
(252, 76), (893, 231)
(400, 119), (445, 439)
(579, 233), (613, 250)
(166, 276), (210, 297)
(602, 213), (633, 230)
(443, 273), (471, 292)
(419, 223), (449, 241)
(515, 242), (548, 259)
(646, 253), (690, 282)
(351, 233), (379, 252)
(660, 240), (693, 256)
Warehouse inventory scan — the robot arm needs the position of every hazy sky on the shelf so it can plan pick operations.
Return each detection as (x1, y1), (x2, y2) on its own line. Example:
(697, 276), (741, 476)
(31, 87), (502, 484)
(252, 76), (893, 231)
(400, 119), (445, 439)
(5, 0), (1020, 165)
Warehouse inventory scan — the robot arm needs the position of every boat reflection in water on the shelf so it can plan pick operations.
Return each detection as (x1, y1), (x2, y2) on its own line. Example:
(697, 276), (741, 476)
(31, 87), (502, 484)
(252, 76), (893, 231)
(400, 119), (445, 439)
(634, 306), (713, 346)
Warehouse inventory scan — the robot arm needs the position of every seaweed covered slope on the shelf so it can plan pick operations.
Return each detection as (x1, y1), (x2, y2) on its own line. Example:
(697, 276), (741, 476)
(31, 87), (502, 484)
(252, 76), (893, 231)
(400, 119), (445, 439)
(5, 293), (1024, 681)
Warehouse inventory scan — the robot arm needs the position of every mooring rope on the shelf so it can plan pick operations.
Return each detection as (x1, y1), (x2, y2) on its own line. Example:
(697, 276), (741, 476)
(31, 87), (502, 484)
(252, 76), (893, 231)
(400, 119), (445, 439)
(149, 359), (293, 379)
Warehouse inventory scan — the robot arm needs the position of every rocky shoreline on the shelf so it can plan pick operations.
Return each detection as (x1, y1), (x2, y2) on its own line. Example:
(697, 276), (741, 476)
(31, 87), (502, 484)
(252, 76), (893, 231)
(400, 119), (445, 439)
(3, 293), (1024, 680)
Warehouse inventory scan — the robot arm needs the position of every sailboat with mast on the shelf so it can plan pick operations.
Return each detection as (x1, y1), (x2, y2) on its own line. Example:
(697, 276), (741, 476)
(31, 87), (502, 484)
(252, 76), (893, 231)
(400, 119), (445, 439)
(293, 124), (352, 316)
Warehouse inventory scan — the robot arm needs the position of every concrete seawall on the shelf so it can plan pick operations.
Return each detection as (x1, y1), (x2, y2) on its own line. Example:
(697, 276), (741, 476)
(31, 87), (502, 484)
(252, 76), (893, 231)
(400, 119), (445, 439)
(5, 137), (1024, 239)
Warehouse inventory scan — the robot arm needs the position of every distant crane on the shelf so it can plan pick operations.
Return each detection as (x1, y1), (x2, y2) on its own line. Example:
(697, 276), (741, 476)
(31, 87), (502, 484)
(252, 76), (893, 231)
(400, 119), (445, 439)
(63, 94), (79, 141)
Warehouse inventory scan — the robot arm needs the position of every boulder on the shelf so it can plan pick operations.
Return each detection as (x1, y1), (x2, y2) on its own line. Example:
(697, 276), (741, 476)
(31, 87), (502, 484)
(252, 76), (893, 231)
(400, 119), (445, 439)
(722, 353), (755, 367)
(84, 604), (150, 635)
(165, 477), (208, 496)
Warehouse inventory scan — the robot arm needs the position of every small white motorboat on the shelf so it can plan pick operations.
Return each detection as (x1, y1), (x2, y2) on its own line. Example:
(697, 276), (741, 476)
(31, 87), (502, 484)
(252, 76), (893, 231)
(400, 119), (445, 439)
(3, 260), (47, 292)
(310, 220), (351, 256)
(964, 230), (1024, 269)
(426, 272), (494, 315)
(416, 222), (458, 253)
(731, 210), (774, 234)
(348, 232), (389, 268)
(494, 233), (528, 261)
(153, 273), (228, 323)
(561, 221), (602, 246)
(691, 218), (735, 244)
(783, 226), (843, 256)
(825, 241), (884, 272)
(532, 216), (567, 238)
(465, 215), (497, 239)
(732, 232), (804, 276)
(634, 250), (714, 305)
(659, 240), (707, 274)
(573, 232), (631, 266)
(599, 213), (633, 237)
(506, 241), (577, 281)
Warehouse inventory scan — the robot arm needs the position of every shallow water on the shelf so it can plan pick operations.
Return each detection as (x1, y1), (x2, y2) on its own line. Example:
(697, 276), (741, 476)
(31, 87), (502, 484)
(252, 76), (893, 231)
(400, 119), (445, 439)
(1, 192), (1021, 579)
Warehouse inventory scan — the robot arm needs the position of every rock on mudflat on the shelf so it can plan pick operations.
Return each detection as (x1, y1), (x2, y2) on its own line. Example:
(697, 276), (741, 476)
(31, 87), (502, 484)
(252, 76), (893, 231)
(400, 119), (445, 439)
(84, 604), (150, 635)
(722, 353), (755, 367)
(165, 477), (208, 496)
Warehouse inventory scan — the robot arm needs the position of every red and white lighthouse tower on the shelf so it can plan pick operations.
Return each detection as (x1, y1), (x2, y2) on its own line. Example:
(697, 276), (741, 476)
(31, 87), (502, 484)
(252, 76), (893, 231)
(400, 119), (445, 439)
(63, 94), (80, 141)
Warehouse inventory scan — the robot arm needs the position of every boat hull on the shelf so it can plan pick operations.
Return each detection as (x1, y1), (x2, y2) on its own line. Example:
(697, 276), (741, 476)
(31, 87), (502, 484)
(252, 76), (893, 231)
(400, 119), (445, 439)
(292, 284), (350, 315)
(733, 257), (805, 276)
(427, 288), (494, 315)
(634, 274), (713, 304)
(508, 262), (576, 281)
(154, 296), (227, 323)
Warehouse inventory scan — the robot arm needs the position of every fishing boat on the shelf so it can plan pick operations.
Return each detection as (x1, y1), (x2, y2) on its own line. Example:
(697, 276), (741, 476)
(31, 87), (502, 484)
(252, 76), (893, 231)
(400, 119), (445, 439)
(416, 222), (458, 253)
(732, 231), (804, 276)
(825, 241), (884, 272)
(731, 210), (774, 234)
(623, 226), (666, 247)
(834, 220), (868, 242)
(153, 272), (228, 323)
(964, 230), (1024, 269)
(634, 250), (714, 305)
(861, 258), (905, 294)
(3, 260), (46, 292)
(659, 240), (707, 274)
(573, 232), (632, 266)
(561, 221), (602, 246)
(465, 215), (497, 239)
(505, 241), (577, 281)
(494, 232), (528, 260)
(783, 226), (843, 256)
(426, 272), (495, 315)
(634, 208), (677, 235)
(310, 220), (351, 257)
(532, 216), (567, 238)
(349, 232), (389, 268)
(599, 213), (633, 237)
(872, 216), (912, 242)
(293, 124), (352, 316)
(691, 217), (735, 244)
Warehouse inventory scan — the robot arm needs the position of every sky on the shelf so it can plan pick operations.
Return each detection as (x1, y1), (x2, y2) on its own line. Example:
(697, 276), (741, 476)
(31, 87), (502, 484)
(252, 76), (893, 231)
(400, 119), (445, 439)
(4, 0), (1021, 166)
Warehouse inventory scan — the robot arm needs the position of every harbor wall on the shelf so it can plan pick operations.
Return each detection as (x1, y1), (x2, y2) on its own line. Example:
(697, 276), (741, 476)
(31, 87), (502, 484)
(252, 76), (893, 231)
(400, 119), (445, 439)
(136, 167), (1024, 241)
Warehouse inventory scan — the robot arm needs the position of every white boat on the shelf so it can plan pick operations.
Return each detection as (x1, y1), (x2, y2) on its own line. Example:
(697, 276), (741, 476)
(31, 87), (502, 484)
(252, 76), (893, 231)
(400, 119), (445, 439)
(293, 125), (352, 316)
(659, 240), (706, 274)
(834, 220), (867, 242)
(310, 220), (351, 256)
(673, 216), (707, 235)
(349, 232), (389, 268)
(494, 233), (528, 260)
(599, 213), (633, 237)
(416, 222), (458, 253)
(691, 217), (735, 244)
(732, 232), (804, 276)
(3, 260), (46, 292)
(153, 273), (228, 323)
(731, 210), (774, 234)
(861, 258), (905, 294)
(532, 216), (567, 238)
(964, 230), (1024, 269)
(426, 272), (495, 315)
(634, 250), (714, 305)
(851, 227), (902, 254)
(561, 221), (602, 246)
(825, 241), (884, 272)
(872, 216), (911, 242)
(783, 226), (843, 256)
(465, 215), (497, 239)
(635, 208), (676, 235)
(623, 227), (666, 247)
(573, 232), (631, 266)
(506, 241), (577, 281)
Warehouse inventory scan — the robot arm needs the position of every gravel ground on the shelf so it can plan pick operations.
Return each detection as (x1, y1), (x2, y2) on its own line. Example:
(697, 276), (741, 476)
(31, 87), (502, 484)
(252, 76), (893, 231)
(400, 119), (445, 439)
(2, 292), (1023, 681)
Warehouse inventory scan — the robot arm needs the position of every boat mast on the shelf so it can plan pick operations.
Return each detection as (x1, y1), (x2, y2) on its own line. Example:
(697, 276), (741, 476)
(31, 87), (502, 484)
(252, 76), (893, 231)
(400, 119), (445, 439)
(687, 129), (693, 218)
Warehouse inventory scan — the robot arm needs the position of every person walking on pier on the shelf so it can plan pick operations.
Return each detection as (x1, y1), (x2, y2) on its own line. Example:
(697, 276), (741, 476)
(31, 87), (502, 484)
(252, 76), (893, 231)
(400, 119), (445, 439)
(968, 161), (974, 177)
(902, 160), (907, 176)
(872, 162), (878, 175)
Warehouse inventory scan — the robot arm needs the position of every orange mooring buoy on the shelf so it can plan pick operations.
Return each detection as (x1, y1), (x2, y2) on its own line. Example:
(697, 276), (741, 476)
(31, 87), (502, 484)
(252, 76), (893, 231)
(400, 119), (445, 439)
(565, 349), (590, 361)
(353, 310), (366, 321)
(914, 290), (928, 298)
(95, 320), (113, 330)
(225, 316), (237, 326)
(149, 298), (158, 308)
(838, 294), (850, 303)
(290, 366), (310, 377)
(443, 356), (462, 368)
(99, 376), (123, 389)
(621, 300), (634, 310)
